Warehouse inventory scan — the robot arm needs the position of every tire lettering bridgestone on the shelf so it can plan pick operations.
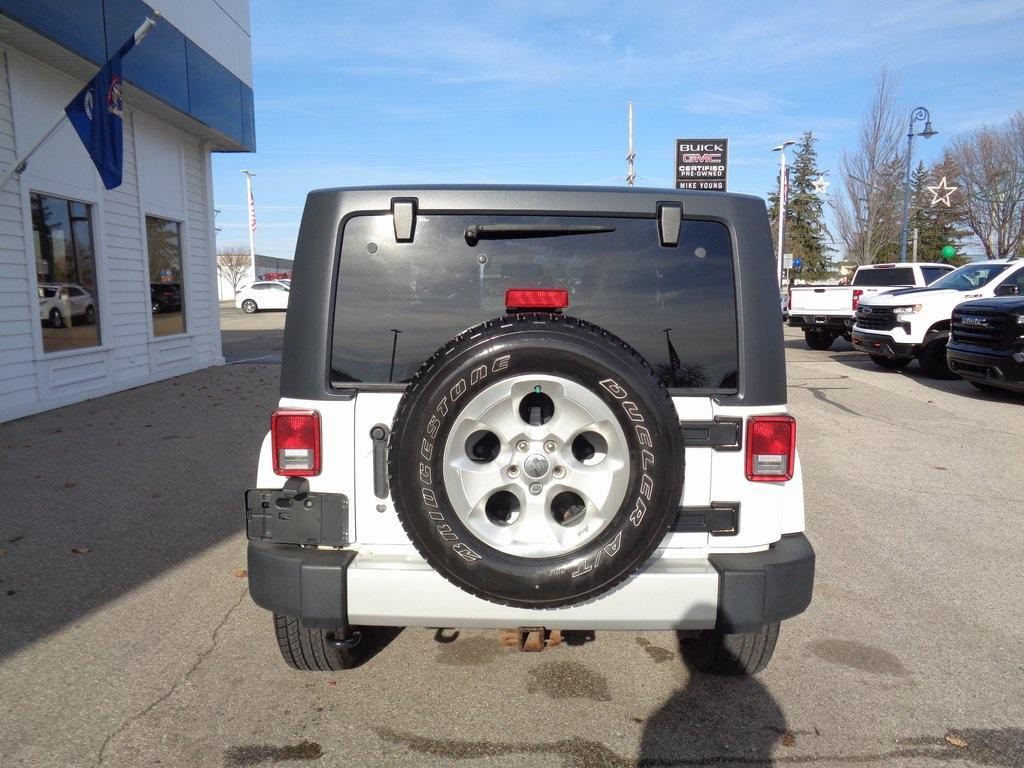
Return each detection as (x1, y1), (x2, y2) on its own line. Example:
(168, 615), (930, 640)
(412, 353), (515, 565)
(450, 379), (467, 402)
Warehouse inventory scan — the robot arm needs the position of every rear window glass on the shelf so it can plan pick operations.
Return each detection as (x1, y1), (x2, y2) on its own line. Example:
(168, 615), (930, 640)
(330, 214), (738, 391)
(852, 267), (914, 286)
(920, 266), (950, 284)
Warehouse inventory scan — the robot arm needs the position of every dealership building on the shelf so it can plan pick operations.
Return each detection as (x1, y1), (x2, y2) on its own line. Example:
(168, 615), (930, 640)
(0, 0), (253, 422)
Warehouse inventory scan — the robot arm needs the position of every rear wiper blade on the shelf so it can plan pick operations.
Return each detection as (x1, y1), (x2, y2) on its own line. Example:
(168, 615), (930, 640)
(464, 223), (615, 245)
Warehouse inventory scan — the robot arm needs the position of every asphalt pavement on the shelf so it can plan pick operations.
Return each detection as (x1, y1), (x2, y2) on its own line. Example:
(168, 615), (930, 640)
(0, 317), (1021, 768)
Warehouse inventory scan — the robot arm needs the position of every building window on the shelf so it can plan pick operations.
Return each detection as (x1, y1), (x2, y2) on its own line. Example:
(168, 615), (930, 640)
(146, 216), (186, 336)
(31, 193), (101, 353)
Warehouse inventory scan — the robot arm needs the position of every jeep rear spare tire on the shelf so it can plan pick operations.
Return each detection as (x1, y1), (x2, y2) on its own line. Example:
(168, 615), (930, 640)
(388, 314), (685, 609)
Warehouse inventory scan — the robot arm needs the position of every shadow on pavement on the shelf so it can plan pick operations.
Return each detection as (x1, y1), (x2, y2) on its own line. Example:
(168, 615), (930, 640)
(637, 632), (786, 766)
(0, 364), (279, 660)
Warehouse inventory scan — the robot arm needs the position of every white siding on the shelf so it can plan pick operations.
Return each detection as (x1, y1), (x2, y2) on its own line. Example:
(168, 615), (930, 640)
(0, 49), (226, 424)
(107, 111), (151, 383)
(0, 51), (37, 412)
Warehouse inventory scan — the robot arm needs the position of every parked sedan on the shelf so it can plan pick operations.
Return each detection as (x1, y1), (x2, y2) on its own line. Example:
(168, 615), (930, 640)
(234, 281), (290, 313)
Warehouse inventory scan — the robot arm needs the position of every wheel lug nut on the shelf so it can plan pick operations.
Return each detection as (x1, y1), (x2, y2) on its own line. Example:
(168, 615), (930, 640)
(543, 440), (557, 453)
(507, 466), (520, 478)
(529, 482), (543, 495)
(552, 466), (565, 479)
(516, 440), (529, 452)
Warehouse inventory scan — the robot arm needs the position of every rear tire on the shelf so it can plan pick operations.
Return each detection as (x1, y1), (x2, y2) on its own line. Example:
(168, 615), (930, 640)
(869, 354), (912, 371)
(84, 305), (96, 325)
(49, 308), (64, 328)
(274, 614), (360, 671)
(241, 298), (258, 314)
(917, 338), (957, 379)
(681, 622), (780, 675)
(804, 329), (835, 350)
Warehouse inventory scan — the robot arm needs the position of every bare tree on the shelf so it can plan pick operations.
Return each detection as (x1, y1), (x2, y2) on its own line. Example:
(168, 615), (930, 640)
(833, 68), (905, 265)
(945, 111), (1024, 258)
(217, 246), (252, 296)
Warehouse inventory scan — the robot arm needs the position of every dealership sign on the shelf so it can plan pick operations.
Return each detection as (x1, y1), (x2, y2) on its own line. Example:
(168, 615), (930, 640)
(675, 138), (728, 191)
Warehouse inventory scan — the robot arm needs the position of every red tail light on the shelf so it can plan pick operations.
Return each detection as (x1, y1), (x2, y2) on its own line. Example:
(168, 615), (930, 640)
(852, 289), (863, 311)
(745, 415), (796, 482)
(505, 288), (569, 312)
(272, 409), (321, 476)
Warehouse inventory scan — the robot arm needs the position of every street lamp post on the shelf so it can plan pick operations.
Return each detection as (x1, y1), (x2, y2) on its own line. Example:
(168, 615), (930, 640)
(898, 107), (937, 263)
(772, 141), (797, 289)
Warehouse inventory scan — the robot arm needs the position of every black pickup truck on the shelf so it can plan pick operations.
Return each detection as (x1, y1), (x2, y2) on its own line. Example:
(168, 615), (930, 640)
(947, 295), (1024, 394)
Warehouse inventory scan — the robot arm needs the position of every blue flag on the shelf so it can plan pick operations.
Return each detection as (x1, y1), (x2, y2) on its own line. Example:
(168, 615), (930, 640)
(64, 37), (135, 190)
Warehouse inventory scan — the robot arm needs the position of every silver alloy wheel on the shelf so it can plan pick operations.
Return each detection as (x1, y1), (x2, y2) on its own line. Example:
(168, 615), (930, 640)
(441, 374), (630, 558)
(242, 299), (257, 313)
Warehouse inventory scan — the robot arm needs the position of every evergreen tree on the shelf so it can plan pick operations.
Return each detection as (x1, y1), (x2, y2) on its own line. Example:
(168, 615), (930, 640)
(767, 131), (832, 279)
(910, 160), (970, 265)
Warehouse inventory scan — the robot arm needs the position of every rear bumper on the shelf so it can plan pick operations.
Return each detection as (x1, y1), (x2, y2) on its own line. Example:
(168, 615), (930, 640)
(947, 344), (1024, 392)
(248, 533), (814, 633)
(851, 329), (917, 359)
(788, 315), (852, 331)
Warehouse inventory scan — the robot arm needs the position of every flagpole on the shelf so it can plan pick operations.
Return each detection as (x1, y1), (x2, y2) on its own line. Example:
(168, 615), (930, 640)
(242, 169), (257, 284)
(0, 14), (158, 190)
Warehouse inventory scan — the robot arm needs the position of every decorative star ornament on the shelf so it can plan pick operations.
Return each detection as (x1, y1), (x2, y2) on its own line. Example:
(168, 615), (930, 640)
(811, 176), (830, 195)
(927, 176), (957, 207)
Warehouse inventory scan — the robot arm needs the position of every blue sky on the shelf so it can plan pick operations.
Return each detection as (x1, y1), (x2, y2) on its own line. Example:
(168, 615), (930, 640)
(212, 0), (1024, 259)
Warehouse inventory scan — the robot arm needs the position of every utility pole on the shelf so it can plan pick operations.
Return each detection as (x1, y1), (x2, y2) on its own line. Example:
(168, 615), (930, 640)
(626, 101), (635, 187)
(772, 141), (796, 290)
(898, 107), (937, 263)
(241, 169), (257, 284)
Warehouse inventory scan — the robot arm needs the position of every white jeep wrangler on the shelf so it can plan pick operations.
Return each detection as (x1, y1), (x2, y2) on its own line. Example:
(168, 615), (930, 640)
(245, 186), (814, 675)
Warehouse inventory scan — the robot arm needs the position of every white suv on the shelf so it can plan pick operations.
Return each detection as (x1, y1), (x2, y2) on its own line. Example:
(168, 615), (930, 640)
(235, 281), (290, 313)
(852, 258), (1024, 377)
(244, 187), (814, 675)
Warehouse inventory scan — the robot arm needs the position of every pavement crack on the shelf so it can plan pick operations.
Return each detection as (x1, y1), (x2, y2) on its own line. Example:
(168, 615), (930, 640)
(790, 385), (862, 417)
(95, 586), (248, 767)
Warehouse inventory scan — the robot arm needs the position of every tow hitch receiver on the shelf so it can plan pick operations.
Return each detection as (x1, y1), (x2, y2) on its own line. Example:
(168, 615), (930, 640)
(500, 627), (563, 652)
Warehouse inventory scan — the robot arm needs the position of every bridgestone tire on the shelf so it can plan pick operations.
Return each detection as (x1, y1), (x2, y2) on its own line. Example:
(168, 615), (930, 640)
(681, 622), (780, 675)
(869, 354), (912, 371)
(917, 338), (958, 379)
(804, 329), (835, 350)
(388, 313), (685, 609)
(274, 614), (358, 671)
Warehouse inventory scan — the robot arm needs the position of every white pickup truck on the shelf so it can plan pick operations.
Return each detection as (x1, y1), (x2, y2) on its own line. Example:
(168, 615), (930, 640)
(788, 263), (954, 350)
(852, 258), (1024, 377)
